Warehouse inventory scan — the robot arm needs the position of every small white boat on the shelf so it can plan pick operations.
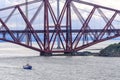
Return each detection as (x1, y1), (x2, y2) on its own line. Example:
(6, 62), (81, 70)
(23, 64), (32, 70)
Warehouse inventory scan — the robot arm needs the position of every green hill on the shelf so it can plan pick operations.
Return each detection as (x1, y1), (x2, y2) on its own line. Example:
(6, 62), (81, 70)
(99, 43), (120, 57)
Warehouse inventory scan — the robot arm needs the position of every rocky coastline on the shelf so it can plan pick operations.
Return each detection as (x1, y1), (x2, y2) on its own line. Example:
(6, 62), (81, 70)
(99, 43), (120, 57)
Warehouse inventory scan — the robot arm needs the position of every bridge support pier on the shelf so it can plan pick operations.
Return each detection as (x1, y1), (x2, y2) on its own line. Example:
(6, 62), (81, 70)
(40, 51), (52, 56)
(64, 51), (76, 56)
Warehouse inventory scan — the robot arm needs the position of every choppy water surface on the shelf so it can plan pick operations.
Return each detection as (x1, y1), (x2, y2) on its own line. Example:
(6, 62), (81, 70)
(0, 56), (120, 80)
(0, 40), (120, 80)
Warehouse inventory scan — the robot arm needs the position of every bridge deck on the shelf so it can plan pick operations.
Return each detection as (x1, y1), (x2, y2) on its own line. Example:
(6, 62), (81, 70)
(0, 29), (120, 33)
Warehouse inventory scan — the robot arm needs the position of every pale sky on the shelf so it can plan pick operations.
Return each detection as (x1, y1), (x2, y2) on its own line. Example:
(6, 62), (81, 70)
(83, 0), (120, 10)
(0, 0), (120, 29)
(0, 0), (120, 10)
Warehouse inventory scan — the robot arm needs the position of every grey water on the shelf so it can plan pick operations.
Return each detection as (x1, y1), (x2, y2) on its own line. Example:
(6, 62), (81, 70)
(0, 40), (120, 80)
(0, 56), (120, 80)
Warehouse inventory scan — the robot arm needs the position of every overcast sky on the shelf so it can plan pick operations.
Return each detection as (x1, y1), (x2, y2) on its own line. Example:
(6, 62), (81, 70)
(83, 0), (120, 10)
(0, 0), (120, 10)
(0, 0), (120, 29)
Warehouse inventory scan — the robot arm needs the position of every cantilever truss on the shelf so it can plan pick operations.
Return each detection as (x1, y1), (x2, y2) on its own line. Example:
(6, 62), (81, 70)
(0, 0), (120, 54)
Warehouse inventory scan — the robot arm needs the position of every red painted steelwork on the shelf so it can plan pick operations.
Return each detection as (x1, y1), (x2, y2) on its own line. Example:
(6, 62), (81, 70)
(0, 0), (120, 54)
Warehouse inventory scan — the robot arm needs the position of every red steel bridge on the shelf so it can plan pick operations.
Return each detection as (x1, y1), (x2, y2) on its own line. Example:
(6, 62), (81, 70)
(0, 0), (120, 55)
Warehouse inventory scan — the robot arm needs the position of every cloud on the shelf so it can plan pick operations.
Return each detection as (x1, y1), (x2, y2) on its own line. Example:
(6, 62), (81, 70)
(82, 0), (120, 10)
(1, 0), (120, 29)
(71, 0), (120, 21)
(2, 0), (34, 7)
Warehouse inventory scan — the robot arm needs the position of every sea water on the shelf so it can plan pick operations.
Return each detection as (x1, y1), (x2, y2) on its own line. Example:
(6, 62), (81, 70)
(0, 40), (120, 80)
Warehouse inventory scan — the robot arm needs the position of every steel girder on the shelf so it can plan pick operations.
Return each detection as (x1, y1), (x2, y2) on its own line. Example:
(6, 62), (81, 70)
(0, 0), (120, 54)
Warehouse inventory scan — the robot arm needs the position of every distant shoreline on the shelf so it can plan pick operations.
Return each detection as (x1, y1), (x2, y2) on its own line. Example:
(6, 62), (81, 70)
(51, 52), (100, 56)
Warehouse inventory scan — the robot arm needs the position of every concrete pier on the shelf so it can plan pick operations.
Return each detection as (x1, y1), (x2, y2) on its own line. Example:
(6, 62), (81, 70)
(40, 51), (52, 56)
